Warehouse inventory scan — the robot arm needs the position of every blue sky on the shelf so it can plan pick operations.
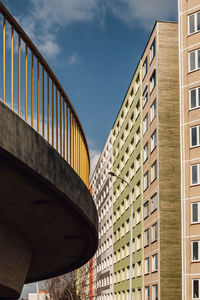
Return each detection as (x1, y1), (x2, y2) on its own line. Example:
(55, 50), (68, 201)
(1, 0), (177, 297)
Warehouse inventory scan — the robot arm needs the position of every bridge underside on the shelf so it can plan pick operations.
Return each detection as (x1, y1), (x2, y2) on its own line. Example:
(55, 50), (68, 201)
(0, 101), (98, 299)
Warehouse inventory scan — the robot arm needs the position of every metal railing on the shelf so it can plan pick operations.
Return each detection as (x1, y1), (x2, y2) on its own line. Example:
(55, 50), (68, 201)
(0, 2), (90, 187)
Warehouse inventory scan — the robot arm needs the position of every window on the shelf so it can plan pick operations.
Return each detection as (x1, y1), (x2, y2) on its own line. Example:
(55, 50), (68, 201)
(188, 11), (200, 35)
(143, 57), (148, 78)
(143, 114), (148, 134)
(132, 264), (135, 277)
(190, 87), (200, 109)
(137, 234), (141, 250)
(151, 193), (157, 212)
(151, 161), (157, 182)
(152, 285), (158, 300)
(192, 240), (200, 263)
(143, 85), (148, 107)
(193, 279), (200, 299)
(130, 113), (134, 129)
(144, 142), (148, 162)
(152, 223), (158, 242)
(136, 74), (140, 92)
(191, 125), (200, 147)
(126, 219), (130, 233)
(189, 49), (200, 72)
(136, 181), (141, 198)
(192, 202), (200, 223)
(137, 262), (141, 277)
(145, 258), (150, 275)
(137, 207), (141, 223)
(131, 163), (135, 178)
(150, 69), (156, 92)
(151, 99), (156, 121)
(144, 201), (149, 219)
(191, 164), (200, 185)
(150, 39), (156, 62)
(136, 101), (140, 119)
(136, 127), (140, 145)
(144, 229), (150, 247)
(144, 286), (150, 300)
(152, 253), (158, 272)
(137, 288), (142, 300)
(144, 171), (149, 190)
(136, 154), (140, 172)
(132, 238), (135, 253)
(151, 130), (157, 151)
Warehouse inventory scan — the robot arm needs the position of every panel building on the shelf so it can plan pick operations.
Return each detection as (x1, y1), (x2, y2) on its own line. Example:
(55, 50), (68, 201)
(90, 132), (113, 300)
(179, 0), (200, 299)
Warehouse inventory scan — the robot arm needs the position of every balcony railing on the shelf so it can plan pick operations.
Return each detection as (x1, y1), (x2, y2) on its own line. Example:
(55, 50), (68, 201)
(0, 2), (89, 187)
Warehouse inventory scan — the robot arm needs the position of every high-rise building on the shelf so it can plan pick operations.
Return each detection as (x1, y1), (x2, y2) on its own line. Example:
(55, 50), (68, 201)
(179, 1), (200, 299)
(90, 132), (113, 300)
(112, 21), (181, 300)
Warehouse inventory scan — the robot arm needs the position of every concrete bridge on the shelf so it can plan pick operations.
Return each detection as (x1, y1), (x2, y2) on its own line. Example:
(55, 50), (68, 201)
(0, 3), (98, 299)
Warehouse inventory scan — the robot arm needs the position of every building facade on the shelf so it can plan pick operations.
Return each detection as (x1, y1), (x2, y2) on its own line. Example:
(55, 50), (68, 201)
(179, 0), (200, 299)
(90, 132), (113, 300)
(112, 62), (143, 300)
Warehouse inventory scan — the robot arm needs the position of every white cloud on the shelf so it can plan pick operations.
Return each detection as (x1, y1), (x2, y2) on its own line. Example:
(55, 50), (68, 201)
(68, 53), (81, 66)
(106, 0), (177, 29)
(89, 148), (101, 179)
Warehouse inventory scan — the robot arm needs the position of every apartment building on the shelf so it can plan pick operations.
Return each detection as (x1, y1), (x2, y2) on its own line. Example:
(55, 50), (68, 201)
(179, 1), (200, 299)
(90, 132), (113, 300)
(141, 21), (181, 300)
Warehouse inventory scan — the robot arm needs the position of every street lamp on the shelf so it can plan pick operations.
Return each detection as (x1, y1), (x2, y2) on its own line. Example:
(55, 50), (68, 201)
(108, 171), (133, 300)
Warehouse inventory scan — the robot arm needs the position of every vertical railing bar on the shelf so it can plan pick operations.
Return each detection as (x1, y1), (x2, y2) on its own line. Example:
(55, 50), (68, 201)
(25, 44), (28, 121)
(11, 26), (14, 110)
(72, 116), (74, 168)
(42, 67), (44, 137)
(3, 16), (6, 103)
(75, 121), (77, 172)
(56, 87), (58, 151)
(37, 59), (39, 133)
(60, 93), (62, 156)
(47, 74), (49, 142)
(66, 104), (68, 162)
(52, 81), (54, 147)
(31, 52), (34, 127)
(69, 111), (71, 165)
(63, 99), (65, 159)
(18, 35), (21, 116)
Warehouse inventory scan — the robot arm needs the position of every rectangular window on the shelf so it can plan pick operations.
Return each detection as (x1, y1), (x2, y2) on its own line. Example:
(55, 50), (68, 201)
(151, 160), (157, 182)
(136, 154), (140, 172)
(143, 113), (148, 134)
(189, 49), (200, 72)
(143, 85), (148, 107)
(136, 74), (140, 93)
(132, 264), (135, 277)
(193, 279), (200, 299)
(131, 163), (135, 179)
(192, 202), (200, 223)
(190, 87), (200, 109)
(151, 193), (157, 212)
(136, 101), (140, 119)
(137, 207), (141, 223)
(137, 234), (141, 250)
(191, 164), (200, 185)
(144, 142), (148, 162)
(152, 223), (158, 242)
(144, 171), (149, 190)
(152, 253), (158, 272)
(151, 130), (157, 152)
(151, 99), (156, 121)
(145, 258), (150, 275)
(189, 11), (200, 35)
(145, 286), (150, 300)
(137, 262), (141, 277)
(136, 127), (140, 145)
(150, 39), (156, 62)
(143, 57), (148, 78)
(192, 240), (200, 261)
(144, 201), (149, 219)
(191, 125), (200, 147)
(152, 285), (158, 300)
(136, 181), (141, 198)
(144, 229), (150, 246)
(150, 69), (156, 93)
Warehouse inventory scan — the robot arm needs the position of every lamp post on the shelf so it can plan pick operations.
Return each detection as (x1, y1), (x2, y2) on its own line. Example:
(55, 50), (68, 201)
(108, 171), (133, 300)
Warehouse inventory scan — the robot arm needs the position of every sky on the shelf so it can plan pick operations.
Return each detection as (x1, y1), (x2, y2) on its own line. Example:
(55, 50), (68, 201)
(0, 0), (177, 297)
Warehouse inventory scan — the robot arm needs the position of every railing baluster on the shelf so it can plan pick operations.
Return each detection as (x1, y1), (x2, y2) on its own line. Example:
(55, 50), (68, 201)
(47, 74), (49, 142)
(37, 59), (39, 133)
(60, 93), (62, 156)
(18, 36), (21, 116)
(42, 67), (44, 137)
(25, 44), (27, 121)
(52, 81), (54, 146)
(66, 104), (68, 162)
(3, 16), (6, 103)
(56, 87), (58, 151)
(11, 26), (14, 110)
(31, 52), (34, 127)
(69, 112), (71, 166)
(63, 98), (65, 159)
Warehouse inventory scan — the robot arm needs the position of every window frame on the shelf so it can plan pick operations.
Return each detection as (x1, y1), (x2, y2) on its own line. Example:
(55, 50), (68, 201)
(189, 49), (200, 72)
(191, 163), (200, 186)
(190, 125), (200, 147)
(188, 11), (200, 35)
(190, 87), (200, 110)
(191, 202), (200, 224)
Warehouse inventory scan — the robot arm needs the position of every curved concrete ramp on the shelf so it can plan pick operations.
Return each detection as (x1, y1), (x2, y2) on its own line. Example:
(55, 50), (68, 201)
(0, 101), (98, 298)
